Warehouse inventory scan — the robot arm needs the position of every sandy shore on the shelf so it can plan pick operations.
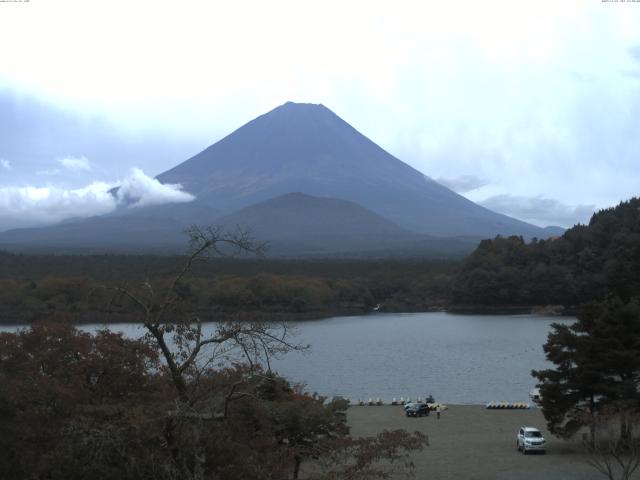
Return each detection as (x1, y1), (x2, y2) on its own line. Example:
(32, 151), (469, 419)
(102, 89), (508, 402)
(347, 405), (618, 480)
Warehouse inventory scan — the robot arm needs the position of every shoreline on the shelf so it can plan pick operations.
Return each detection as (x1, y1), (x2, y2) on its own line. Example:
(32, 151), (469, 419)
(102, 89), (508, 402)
(0, 304), (578, 327)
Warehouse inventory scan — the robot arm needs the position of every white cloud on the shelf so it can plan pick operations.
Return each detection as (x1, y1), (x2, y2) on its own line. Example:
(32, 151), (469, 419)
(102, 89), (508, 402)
(479, 194), (595, 228)
(36, 168), (62, 176)
(58, 155), (91, 171)
(0, 159), (10, 170)
(0, 182), (115, 230)
(115, 167), (194, 208)
(436, 175), (489, 193)
(0, 168), (194, 231)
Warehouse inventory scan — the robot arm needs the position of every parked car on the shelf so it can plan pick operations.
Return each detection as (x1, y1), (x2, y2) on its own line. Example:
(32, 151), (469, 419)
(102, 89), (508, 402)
(516, 426), (546, 454)
(405, 402), (430, 417)
(403, 402), (421, 411)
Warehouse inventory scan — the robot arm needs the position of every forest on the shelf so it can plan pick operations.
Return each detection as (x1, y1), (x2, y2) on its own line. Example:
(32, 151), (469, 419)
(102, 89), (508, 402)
(451, 197), (640, 309)
(0, 255), (456, 325)
(1, 198), (639, 324)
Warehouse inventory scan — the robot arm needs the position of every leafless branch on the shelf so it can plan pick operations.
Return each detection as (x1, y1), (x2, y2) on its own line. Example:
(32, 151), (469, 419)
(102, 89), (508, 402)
(582, 405), (640, 480)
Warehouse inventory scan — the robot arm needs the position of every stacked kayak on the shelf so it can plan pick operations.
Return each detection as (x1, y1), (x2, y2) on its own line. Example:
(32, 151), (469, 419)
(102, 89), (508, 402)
(486, 401), (530, 409)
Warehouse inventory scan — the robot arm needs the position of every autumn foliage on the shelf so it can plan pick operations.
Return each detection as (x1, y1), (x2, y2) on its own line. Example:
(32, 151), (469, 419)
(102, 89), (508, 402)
(0, 317), (426, 479)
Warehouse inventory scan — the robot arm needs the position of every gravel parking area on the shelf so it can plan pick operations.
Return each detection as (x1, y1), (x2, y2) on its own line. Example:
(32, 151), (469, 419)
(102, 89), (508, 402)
(347, 405), (618, 480)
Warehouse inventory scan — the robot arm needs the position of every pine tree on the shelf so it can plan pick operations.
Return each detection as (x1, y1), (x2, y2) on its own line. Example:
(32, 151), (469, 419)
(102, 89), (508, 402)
(532, 297), (640, 440)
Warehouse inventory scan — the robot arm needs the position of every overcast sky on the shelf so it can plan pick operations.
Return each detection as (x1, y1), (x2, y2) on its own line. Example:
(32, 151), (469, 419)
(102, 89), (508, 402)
(1, 0), (639, 231)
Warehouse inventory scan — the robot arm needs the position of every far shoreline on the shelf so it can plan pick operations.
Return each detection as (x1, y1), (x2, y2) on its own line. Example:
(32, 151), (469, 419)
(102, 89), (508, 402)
(0, 304), (578, 327)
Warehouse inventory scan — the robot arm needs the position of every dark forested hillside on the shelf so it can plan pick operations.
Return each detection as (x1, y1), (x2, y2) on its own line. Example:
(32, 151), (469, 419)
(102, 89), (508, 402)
(452, 197), (640, 308)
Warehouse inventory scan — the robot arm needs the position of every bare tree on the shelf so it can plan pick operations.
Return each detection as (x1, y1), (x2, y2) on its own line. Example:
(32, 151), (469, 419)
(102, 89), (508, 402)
(111, 225), (306, 480)
(103, 225), (428, 480)
(582, 403), (640, 480)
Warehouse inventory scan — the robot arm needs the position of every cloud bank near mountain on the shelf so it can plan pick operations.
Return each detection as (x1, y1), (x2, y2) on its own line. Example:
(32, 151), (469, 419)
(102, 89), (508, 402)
(479, 194), (595, 228)
(435, 175), (489, 193)
(0, 168), (194, 231)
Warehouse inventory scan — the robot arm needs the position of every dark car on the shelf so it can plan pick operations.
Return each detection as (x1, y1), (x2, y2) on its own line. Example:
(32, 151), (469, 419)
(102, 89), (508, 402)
(405, 402), (430, 417)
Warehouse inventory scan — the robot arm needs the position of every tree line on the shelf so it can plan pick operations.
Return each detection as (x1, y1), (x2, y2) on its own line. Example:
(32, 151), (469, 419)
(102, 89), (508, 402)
(3, 197), (639, 322)
(452, 197), (640, 308)
(0, 256), (456, 324)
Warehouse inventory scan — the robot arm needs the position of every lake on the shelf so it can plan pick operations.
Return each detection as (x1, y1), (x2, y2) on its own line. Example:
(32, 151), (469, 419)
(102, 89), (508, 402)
(3, 312), (571, 404)
(272, 312), (571, 404)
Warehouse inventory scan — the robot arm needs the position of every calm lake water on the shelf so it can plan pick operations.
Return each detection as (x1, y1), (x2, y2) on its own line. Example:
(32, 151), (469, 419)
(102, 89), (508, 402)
(272, 312), (572, 404)
(3, 312), (573, 404)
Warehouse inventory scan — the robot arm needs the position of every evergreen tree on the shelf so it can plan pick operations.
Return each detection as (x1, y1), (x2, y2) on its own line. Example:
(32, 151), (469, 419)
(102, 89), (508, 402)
(453, 197), (640, 307)
(533, 297), (640, 440)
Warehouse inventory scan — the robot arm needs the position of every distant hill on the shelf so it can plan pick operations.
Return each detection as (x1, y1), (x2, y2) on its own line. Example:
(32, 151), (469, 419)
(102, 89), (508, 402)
(0, 193), (477, 257)
(219, 192), (407, 239)
(158, 101), (549, 238)
(215, 192), (477, 257)
(0, 203), (219, 254)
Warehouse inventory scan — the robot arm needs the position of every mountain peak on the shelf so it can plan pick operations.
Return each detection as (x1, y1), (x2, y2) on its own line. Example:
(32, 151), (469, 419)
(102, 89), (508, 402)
(265, 101), (334, 119)
(156, 103), (549, 238)
(281, 101), (325, 109)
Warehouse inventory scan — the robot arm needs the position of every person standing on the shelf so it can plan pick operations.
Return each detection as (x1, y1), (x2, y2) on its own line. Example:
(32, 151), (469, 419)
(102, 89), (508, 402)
(436, 405), (441, 420)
